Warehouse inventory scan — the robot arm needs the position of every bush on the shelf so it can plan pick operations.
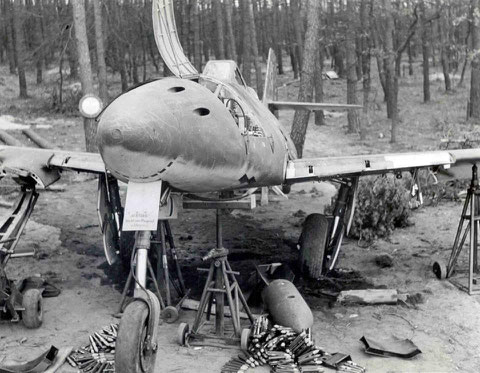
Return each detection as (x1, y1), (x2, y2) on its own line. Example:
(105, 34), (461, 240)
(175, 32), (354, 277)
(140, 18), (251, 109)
(340, 175), (412, 243)
(326, 170), (467, 243)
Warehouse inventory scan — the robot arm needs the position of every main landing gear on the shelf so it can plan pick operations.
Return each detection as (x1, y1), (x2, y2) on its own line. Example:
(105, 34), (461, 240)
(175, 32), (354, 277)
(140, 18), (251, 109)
(0, 183), (43, 329)
(298, 178), (358, 278)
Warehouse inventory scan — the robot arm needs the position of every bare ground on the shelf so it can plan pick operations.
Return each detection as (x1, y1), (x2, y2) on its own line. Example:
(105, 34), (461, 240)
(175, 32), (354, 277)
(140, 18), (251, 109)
(1, 63), (480, 372)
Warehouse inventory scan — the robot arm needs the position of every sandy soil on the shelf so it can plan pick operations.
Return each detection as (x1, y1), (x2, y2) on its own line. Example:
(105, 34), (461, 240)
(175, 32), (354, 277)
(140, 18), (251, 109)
(1, 63), (480, 372)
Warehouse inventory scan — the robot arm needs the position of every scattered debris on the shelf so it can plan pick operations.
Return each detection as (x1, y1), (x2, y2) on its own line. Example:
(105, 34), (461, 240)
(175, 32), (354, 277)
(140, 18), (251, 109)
(324, 71), (339, 80)
(374, 253), (394, 268)
(0, 345), (59, 372)
(337, 289), (398, 305)
(293, 209), (307, 217)
(360, 335), (422, 358)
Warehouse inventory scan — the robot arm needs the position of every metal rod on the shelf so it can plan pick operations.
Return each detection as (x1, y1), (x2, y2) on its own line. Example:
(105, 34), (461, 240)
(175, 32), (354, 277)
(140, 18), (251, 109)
(222, 260), (239, 336)
(165, 220), (186, 294)
(215, 260), (225, 336)
(470, 167), (476, 294)
(134, 231), (150, 290)
(160, 222), (171, 306)
(192, 265), (215, 333)
(216, 209), (223, 249)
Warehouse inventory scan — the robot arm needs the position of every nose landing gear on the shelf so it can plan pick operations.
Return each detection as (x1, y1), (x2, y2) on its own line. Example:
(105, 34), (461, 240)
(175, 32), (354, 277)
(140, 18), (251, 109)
(115, 231), (161, 373)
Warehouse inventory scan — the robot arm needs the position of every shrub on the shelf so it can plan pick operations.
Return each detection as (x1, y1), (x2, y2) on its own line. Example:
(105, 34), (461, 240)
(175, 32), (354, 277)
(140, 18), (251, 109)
(335, 175), (412, 243)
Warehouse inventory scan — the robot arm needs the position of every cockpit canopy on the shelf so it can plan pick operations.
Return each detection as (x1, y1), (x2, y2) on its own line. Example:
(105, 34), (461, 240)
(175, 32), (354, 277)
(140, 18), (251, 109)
(202, 60), (247, 87)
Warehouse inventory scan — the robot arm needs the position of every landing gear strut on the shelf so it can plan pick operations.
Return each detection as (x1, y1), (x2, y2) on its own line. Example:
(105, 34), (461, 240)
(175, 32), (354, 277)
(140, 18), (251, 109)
(298, 178), (358, 277)
(0, 183), (43, 328)
(115, 231), (161, 373)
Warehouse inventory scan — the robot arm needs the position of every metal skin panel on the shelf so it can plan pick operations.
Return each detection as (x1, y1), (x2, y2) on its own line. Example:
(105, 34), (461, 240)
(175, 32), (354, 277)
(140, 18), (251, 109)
(97, 78), (287, 193)
(0, 146), (104, 187)
(285, 148), (480, 183)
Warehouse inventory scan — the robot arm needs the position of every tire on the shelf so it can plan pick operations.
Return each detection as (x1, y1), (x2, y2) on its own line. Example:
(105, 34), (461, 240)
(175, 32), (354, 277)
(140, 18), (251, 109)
(433, 260), (448, 280)
(299, 214), (330, 278)
(240, 328), (251, 352)
(161, 306), (179, 324)
(177, 322), (189, 346)
(22, 289), (43, 329)
(115, 300), (157, 373)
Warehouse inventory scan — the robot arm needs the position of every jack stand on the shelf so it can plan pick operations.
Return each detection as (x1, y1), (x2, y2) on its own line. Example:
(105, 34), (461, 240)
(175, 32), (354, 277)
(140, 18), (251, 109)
(177, 209), (254, 348)
(434, 164), (480, 294)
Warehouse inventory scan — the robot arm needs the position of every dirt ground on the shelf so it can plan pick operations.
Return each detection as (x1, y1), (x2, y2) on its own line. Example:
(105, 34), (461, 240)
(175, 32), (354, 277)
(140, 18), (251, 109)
(2, 62), (480, 372)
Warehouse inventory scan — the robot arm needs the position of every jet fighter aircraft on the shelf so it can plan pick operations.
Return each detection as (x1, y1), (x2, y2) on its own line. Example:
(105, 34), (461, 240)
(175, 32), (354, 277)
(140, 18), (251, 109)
(1, 0), (480, 372)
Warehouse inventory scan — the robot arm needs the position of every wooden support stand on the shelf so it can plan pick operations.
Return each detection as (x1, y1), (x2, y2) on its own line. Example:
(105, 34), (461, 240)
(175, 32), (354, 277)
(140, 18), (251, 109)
(434, 164), (480, 294)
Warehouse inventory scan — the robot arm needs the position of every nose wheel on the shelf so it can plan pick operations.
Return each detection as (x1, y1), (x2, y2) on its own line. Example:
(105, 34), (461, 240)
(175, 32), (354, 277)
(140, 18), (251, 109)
(115, 231), (161, 373)
(116, 300), (158, 373)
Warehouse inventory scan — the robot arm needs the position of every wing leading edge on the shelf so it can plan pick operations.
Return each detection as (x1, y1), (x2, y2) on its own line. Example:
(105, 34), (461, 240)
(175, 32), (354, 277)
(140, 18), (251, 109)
(285, 148), (480, 183)
(268, 101), (363, 112)
(0, 146), (105, 188)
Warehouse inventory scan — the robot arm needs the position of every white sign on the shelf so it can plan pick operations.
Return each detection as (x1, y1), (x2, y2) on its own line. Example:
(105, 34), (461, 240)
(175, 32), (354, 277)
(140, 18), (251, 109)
(122, 181), (162, 231)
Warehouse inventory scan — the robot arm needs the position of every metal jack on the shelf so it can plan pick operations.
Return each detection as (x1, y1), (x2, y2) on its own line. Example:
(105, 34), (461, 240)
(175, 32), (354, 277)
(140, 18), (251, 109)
(434, 164), (480, 294)
(177, 209), (254, 348)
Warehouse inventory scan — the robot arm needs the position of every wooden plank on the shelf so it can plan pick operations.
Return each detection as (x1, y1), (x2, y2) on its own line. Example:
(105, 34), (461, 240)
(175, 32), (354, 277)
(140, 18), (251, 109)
(337, 289), (398, 305)
(22, 128), (54, 149)
(260, 187), (269, 206)
(183, 194), (256, 210)
(0, 130), (23, 146)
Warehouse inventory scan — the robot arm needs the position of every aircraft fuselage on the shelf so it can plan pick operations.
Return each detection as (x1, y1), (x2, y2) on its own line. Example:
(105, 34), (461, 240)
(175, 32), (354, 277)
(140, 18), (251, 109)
(97, 65), (293, 193)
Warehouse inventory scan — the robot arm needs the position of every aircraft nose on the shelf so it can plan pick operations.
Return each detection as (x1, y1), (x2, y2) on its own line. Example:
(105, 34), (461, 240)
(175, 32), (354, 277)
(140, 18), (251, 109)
(96, 82), (182, 181)
(99, 120), (155, 152)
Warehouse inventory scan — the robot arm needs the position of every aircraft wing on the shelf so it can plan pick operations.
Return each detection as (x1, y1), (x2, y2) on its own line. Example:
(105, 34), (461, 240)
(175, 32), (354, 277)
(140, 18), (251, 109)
(268, 101), (362, 112)
(0, 146), (105, 188)
(285, 149), (480, 183)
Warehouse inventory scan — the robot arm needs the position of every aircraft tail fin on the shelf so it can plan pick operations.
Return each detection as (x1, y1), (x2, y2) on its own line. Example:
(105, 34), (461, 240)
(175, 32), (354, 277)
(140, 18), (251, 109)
(262, 49), (278, 104)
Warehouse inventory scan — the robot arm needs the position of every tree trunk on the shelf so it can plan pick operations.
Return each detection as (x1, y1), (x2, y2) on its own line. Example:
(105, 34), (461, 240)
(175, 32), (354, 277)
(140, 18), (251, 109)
(72, 0), (97, 153)
(407, 39), (414, 75)
(214, 0), (225, 59)
(92, 0), (108, 105)
(273, 0), (283, 75)
(438, 0), (451, 92)
(360, 0), (371, 116)
(470, 0), (480, 118)
(290, 0), (322, 158)
(346, 0), (360, 134)
(420, 0), (430, 102)
(292, 0), (304, 71)
(93, 0), (108, 105)
(224, 0), (237, 62)
(34, 0), (44, 84)
(383, 0), (398, 143)
(12, 0), (27, 98)
(314, 47), (325, 126)
(4, 0), (16, 74)
(241, 0), (252, 85)
(192, 0), (202, 71)
(247, 0), (263, 95)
